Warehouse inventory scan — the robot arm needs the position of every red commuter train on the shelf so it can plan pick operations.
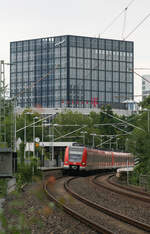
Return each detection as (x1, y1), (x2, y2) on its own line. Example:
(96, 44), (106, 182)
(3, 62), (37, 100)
(63, 146), (134, 171)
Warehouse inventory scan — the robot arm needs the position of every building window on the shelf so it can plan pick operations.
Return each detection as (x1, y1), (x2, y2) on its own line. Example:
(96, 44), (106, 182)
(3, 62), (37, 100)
(120, 72), (126, 82)
(84, 49), (91, 58)
(92, 60), (98, 69)
(99, 50), (105, 59)
(77, 58), (83, 68)
(77, 69), (83, 79)
(70, 47), (76, 57)
(106, 50), (112, 60)
(113, 82), (119, 92)
(99, 92), (105, 102)
(106, 82), (112, 91)
(99, 71), (105, 80)
(92, 81), (98, 91)
(120, 62), (126, 72)
(113, 61), (119, 71)
(84, 80), (90, 89)
(120, 83), (126, 92)
(99, 81), (105, 91)
(99, 60), (105, 70)
(106, 61), (112, 71)
(85, 69), (91, 79)
(77, 47), (83, 57)
(113, 72), (119, 81)
(106, 71), (112, 81)
(106, 93), (112, 102)
(92, 49), (98, 59)
(92, 70), (98, 80)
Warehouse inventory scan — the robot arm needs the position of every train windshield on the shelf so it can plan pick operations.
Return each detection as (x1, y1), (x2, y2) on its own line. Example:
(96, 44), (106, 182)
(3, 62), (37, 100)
(69, 147), (84, 162)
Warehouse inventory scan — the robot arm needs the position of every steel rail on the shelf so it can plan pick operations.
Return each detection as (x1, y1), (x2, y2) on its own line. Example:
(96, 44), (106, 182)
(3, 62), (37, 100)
(43, 177), (113, 234)
(65, 177), (150, 232)
(108, 174), (150, 197)
(94, 174), (150, 203)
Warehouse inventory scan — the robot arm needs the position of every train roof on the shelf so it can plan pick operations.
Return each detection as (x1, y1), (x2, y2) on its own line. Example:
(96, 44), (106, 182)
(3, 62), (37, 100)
(68, 145), (133, 156)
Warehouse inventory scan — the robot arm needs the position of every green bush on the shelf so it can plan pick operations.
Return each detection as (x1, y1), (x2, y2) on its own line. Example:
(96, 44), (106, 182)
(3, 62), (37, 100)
(0, 179), (8, 197)
(16, 158), (42, 191)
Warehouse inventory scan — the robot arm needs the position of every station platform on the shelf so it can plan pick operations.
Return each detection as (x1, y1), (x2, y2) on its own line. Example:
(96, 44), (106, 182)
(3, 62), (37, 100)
(38, 167), (63, 171)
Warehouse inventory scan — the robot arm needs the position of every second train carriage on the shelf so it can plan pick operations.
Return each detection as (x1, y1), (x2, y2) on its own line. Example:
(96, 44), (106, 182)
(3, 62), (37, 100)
(63, 146), (134, 171)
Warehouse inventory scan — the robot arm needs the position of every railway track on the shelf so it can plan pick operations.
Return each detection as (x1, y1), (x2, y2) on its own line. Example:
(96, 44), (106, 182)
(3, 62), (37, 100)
(93, 174), (150, 203)
(66, 176), (150, 233)
(43, 171), (149, 233)
(43, 175), (113, 234)
(108, 174), (150, 199)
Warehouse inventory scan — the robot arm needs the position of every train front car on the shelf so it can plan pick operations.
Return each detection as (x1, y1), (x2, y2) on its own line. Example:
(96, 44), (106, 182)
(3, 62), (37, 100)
(63, 146), (87, 171)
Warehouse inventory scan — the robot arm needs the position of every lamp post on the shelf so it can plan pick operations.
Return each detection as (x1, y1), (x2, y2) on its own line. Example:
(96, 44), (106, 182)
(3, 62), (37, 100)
(125, 137), (128, 151)
(41, 120), (47, 166)
(33, 116), (38, 157)
(80, 131), (87, 145)
(47, 123), (59, 163)
(24, 112), (33, 159)
(116, 138), (120, 150)
(52, 124), (59, 162)
(143, 108), (150, 133)
(90, 133), (97, 148)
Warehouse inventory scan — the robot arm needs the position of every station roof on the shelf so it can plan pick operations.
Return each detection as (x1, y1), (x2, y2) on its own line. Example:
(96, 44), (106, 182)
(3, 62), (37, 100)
(39, 142), (76, 147)
(25, 142), (76, 151)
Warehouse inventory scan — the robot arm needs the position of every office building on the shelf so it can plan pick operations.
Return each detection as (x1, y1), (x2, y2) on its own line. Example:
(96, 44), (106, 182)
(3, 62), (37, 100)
(142, 75), (150, 100)
(10, 35), (134, 109)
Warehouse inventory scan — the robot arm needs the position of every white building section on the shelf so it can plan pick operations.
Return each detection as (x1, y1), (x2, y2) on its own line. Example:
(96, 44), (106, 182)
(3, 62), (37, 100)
(142, 75), (150, 100)
(25, 142), (76, 151)
(16, 106), (134, 117)
(117, 167), (134, 173)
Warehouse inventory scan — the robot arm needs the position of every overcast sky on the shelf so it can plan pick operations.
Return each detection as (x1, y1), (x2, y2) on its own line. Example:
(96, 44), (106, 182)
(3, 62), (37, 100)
(1, 0), (150, 101)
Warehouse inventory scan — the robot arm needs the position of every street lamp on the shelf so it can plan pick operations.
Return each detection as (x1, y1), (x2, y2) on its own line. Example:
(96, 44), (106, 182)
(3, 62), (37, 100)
(116, 138), (120, 150)
(80, 131), (87, 145)
(90, 133), (97, 148)
(125, 138), (128, 151)
(33, 116), (39, 157)
(24, 112), (33, 158)
(51, 124), (59, 162)
(143, 108), (150, 133)
(6, 97), (16, 152)
(41, 120), (48, 166)
(47, 123), (59, 163)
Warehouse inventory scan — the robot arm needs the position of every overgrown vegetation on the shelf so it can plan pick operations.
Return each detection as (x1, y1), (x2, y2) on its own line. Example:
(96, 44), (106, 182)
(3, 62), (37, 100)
(0, 179), (8, 198)
(15, 160), (42, 191)
(0, 183), (45, 234)
(3, 98), (150, 188)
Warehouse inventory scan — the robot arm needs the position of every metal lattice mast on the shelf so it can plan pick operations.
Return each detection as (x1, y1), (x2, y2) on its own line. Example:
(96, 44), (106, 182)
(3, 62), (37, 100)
(0, 60), (6, 143)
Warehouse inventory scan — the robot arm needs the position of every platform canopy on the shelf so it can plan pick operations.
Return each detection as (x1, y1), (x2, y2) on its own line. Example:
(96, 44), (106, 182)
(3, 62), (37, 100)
(25, 142), (76, 151)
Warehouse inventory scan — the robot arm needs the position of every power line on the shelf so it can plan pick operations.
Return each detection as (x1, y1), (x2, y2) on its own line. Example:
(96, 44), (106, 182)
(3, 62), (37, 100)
(121, 7), (128, 39)
(134, 68), (150, 70)
(134, 71), (150, 85)
(101, 0), (135, 35)
(101, 9), (125, 35)
(123, 12), (150, 40)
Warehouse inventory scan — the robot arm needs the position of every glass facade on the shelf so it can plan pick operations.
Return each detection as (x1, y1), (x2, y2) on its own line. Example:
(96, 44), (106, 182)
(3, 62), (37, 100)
(10, 35), (134, 109)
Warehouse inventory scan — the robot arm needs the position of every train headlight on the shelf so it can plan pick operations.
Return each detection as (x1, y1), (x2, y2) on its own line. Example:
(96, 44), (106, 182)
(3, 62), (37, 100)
(65, 161), (68, 164)
(82, 162), (85, 165)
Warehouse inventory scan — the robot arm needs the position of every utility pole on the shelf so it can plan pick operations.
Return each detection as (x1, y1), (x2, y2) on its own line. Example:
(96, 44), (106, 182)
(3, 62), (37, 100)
(0, 60), (6, 143)
(0, 60), (13, 177)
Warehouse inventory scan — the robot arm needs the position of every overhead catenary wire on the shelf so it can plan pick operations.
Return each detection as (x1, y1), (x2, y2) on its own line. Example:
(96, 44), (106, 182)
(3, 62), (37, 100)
(134, 68), (150, 70)
(123, 12), (150, 40)
(134, 71), (150, 85)
(101, 0), (135, 36)
(121, 7), (127, 39)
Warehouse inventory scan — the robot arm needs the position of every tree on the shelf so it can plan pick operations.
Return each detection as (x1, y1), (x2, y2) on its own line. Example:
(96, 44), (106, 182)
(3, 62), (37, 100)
(53, 110), (92, 145)
(128, 112), (150, 175)
(139, 95), (150, 109)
